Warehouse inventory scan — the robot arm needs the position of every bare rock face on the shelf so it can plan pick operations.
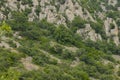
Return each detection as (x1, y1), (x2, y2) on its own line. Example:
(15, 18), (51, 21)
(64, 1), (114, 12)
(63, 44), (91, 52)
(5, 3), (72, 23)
(118, 7), (120, 11)
(104, 18), (120, 45)
(108, 0), (117, 6)
(77, 24), (102, 42)
(104, 18), (112, 37)
(21, 57), (39, 71)
(0, 0), (96, 24)
(74, 2), (84, 18)
(33, 0), (39, 6)
(111, 21), (119, 45)
(0, 12), (5, 20)
(83, 9), (96, 22)
(6, 0), (18, 11)
(100, 3), (107, 12)
(66, 9), (75, 21)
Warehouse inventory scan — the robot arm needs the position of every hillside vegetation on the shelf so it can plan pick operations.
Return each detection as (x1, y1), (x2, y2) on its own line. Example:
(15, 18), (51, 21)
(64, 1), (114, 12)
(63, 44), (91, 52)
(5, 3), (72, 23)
(0, 0), (120, 80)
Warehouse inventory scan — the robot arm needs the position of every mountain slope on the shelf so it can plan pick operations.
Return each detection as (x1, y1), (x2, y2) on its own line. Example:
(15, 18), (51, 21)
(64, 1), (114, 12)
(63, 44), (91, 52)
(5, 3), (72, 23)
(0, 0), (120, 80)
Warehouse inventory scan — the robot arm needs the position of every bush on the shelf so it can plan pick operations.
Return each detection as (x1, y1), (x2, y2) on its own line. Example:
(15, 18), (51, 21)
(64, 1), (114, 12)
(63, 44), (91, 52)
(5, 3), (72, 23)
(50, 44), (64, 55)
(21, 0), (33, 7)
(90, 21), (106, 39)
(69, 70), (90, 80)
(0, 48), (22, 72)
(53, 25), (74, 45)
(117, 68), (120, 76)
(0, 68), (21, 80)
(32, 51), (58, 66)
(8, 11), (28, 31)
(72, 17), (86, 29)
(62, 49), (75, 60)
(100, 75), (114, 80)
(22, 29), (41, 40)
(35, 6), (41, 16)
(59, 0), (66, 4)
(0, 21), (12, 37)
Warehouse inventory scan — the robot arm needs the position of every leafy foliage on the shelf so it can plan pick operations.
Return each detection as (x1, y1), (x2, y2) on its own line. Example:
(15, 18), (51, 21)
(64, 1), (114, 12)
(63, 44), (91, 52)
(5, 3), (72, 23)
(1, 0), (120, 80)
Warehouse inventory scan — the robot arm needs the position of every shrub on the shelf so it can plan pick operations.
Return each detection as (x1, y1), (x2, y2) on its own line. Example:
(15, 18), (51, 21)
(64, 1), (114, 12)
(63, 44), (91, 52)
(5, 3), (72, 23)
(72, 17), (86, 29)
(8, 11), (28, 31)
(53, 25), (74, 45)
(35, 6), (41, 16)
(69, 70), (90, 80)
(100, 75), (114, 80)
(50, 44), (64, 55)
(62, 49), (75, 60)
(59, 0), (66, 4)
(0, 48), (22, 72)
(21, 0), (33, 7)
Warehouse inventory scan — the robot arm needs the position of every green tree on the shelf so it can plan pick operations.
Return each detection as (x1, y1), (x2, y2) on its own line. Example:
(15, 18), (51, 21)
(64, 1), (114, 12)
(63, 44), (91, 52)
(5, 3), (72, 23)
(8, 11), (28, 31)
(54, 25), (73, 45)
(0, 21), (12, 37)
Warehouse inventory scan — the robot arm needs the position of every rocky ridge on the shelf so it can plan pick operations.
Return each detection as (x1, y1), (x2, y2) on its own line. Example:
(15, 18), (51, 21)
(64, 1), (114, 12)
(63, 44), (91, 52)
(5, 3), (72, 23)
(0, 0), (120, 45)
